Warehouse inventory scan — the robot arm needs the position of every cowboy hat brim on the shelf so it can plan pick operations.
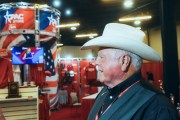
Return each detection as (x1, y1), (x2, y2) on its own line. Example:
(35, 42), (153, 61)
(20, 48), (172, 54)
(81, 36), (161, 61)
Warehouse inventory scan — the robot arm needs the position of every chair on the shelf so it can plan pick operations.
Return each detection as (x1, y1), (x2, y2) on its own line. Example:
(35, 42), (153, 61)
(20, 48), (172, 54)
(70, 92), (81, 116)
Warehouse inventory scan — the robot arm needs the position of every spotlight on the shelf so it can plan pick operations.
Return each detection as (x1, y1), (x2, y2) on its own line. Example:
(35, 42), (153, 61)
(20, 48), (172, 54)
(65, 9), (72, 16)
(70, 27), (77, 31)
(52, 0), (61, 8)
(124, 0), (133, 8)
(134, 20), (141, 25)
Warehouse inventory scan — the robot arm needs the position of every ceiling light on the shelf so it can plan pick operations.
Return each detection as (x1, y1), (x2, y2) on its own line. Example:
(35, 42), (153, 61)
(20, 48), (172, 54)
(57, 43), (63, 47)
(52, 0), (62, 8)
(119, 16), (152, 22)
(75, 33), (98, 38)
(65, 9), (72, 16)
(136, 27), (141, 30)
(124, 0), (133, 8)
(56, 23), (80, 28)
(134, 20), (141, 25)
(70, 27), (77, 31)
(89, 36), (94, 38)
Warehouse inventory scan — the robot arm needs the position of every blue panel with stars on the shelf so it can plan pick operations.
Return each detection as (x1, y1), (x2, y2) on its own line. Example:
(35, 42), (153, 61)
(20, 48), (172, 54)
(40, 39), (56, 76)
(39, 10), (59, 30)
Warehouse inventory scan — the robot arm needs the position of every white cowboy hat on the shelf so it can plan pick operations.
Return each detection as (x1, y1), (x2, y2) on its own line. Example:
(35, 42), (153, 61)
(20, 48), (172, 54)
(81, 23), (160, 61)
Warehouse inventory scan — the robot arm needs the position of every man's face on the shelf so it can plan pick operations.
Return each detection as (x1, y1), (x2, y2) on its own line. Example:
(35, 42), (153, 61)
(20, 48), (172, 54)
(96, 48), (123, 85)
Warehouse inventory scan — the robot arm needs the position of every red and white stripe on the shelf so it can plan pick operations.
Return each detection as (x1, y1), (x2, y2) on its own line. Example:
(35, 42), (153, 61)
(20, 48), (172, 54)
(0, 35), (26, 50)
(45, 42), (59, 108)
(1, 35), (59, 108)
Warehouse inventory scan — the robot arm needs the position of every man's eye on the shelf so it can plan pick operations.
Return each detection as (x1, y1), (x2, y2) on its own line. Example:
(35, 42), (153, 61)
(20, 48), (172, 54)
(100, 56), (104, 59)
(97, 55), (104, 60)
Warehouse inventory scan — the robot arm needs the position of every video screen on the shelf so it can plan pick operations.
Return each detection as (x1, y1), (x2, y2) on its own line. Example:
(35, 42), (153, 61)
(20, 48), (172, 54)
(11, 47), (44, 64)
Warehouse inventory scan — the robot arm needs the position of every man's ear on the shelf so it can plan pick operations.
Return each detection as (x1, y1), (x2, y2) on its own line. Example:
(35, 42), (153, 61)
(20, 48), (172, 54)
(121, 55), (131, 72)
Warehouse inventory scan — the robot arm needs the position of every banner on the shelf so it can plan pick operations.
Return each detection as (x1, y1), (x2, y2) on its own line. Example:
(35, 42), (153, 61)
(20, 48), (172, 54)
(40, 10), (60, 34)
(0, 8), (35, 32)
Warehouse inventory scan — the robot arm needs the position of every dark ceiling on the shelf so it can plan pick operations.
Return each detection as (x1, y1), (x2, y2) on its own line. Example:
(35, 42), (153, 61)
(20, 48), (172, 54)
(0, 0), (180, 46)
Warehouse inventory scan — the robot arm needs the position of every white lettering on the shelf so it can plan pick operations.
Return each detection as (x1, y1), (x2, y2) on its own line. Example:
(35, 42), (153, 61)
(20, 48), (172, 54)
(4, 11), (24, 23)
(15, 52), (21, 55)
(9, 24), (16, 29)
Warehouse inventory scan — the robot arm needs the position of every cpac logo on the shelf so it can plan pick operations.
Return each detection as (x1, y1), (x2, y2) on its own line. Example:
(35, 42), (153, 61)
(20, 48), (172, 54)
(48, 15), (57, 26)
(4, 11), (24, 23)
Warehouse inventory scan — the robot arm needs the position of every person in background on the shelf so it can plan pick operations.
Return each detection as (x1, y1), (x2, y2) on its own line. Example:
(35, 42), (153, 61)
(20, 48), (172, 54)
(81, 23), (178, 120)
(0, 49), (14, 88)
(23, 48), (33, 64)
(146, 71), (154, 84)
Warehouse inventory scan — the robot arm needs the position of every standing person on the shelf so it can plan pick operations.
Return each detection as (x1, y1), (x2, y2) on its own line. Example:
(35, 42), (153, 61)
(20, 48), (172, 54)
(81, 23), (178, 120)
(0, 49), (14, 88)
(23, 48), (33, 64)
(146, 71), (154, 84)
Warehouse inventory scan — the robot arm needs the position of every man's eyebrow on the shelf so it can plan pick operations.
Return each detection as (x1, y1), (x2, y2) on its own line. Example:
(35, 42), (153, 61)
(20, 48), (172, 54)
(98, 52), (103, 56)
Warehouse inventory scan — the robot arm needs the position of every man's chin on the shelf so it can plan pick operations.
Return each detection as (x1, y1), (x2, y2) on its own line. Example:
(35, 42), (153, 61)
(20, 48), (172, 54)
(97, 78), (102, 82)
(97, 79), (105, 84)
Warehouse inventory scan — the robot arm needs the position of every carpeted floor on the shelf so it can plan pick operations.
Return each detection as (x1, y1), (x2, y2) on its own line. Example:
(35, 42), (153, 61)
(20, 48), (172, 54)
(50, 106), (83, 120)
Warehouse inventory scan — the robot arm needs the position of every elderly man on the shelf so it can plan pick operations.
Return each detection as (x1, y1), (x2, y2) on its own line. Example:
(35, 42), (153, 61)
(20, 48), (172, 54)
(81, 23), (178, 120)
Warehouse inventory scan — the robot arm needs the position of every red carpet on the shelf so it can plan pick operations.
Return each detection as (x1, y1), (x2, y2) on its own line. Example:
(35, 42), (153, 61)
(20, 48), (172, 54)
(50, 106), (83, 120)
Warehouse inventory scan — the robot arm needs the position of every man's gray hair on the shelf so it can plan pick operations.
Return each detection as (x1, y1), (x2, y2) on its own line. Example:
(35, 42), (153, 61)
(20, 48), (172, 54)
(114, 49), (142, 70)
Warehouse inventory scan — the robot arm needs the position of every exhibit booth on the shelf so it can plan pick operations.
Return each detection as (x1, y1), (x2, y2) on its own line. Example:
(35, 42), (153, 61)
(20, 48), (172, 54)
(0, 2), (179, 120)
(0, 2), (60, 119)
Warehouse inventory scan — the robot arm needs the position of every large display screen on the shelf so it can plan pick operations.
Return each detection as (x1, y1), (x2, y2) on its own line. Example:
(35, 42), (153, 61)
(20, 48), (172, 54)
(11, 47), (44, 64)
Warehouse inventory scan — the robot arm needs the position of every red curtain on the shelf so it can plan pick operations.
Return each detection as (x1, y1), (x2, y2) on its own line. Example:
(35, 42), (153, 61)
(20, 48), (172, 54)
(141, 62), (163, 88)
(81, 98), (95, 120)
(80, 60), (98, 101)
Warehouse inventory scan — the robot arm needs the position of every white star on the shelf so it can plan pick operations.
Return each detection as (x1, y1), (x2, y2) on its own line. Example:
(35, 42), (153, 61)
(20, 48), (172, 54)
(47, 15), (57, 26)
(4, 11), (12, 23)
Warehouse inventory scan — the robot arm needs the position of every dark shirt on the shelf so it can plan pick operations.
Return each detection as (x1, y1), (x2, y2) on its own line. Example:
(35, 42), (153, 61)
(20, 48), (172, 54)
(98, 72), (142, 117)
(97, 72), (179, 120)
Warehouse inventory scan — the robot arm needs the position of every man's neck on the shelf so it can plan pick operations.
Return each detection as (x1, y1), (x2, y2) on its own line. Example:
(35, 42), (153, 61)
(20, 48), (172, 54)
(106, 68), (138, 88)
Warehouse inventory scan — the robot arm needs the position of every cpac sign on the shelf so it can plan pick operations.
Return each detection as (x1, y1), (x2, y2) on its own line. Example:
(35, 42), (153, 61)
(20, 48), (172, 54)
(4, 11), (24, 24)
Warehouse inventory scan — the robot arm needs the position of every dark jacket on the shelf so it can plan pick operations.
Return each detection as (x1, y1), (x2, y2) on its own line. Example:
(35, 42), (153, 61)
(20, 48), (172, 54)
(88, 74), (178, 120)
